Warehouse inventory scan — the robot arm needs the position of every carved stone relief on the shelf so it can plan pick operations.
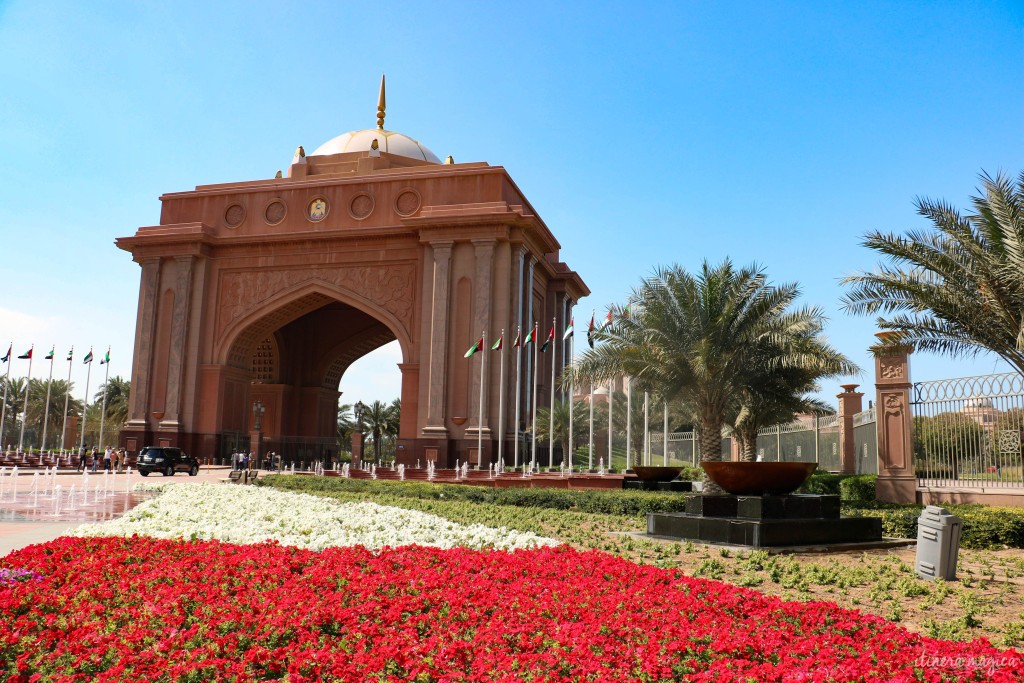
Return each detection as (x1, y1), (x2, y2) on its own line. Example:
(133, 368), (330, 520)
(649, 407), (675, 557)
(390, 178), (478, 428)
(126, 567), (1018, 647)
(880, 360), (904, 379)
(216, 265), (415, 342)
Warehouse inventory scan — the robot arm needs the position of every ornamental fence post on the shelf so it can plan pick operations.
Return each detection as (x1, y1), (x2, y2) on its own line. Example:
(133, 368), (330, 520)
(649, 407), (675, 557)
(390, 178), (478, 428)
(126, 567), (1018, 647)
(872, 332), (917, 503)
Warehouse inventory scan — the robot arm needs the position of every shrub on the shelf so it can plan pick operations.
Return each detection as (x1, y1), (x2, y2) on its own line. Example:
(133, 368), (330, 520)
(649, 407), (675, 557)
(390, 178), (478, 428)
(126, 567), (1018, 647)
(798, 472), (844, 496)
(258, 475), (693, 517)
(839, 475), (877, 502)
(848, 503), (1024, 550)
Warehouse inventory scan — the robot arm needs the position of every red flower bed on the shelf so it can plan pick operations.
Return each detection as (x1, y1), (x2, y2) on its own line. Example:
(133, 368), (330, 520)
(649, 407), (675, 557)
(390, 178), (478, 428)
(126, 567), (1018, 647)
(1, 537), (1020, 682)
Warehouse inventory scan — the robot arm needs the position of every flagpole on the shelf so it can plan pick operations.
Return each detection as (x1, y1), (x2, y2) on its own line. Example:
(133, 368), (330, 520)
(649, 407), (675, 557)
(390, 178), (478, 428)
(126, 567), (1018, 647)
(567, 332), (574, 471)
(59, 348), (72, 453)
(643, 390), (650, 467)
(0, 346), (10, 451)
(663, 401), (669, 466)
(530, 323), (539, 470)
(626, 377), (632, 472)
(40, 349), (55, 451)
(79, 350), (93, 451)
(18, 346), (34, 452)
(98, 348), (111, 449)
(496, 329), (506, 469)
(588, 382), (594, 471)
(513, 327), (522, 469)
(548, 317), (555, 470)
(607, 378), (613, 470)
(477, 332), (485, 469)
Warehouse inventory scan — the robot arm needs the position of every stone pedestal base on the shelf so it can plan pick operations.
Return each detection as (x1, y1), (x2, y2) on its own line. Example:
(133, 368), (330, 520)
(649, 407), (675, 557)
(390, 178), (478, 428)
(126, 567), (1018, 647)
(648, 494), (882, 548)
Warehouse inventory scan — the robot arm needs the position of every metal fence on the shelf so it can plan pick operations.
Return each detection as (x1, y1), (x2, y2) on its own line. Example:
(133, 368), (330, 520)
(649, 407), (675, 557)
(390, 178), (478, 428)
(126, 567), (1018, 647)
(912, 372), (1024, 488)
(662, 432), (732, 466)
(751, 416), (841, 471)
(853, 408), (878, 475)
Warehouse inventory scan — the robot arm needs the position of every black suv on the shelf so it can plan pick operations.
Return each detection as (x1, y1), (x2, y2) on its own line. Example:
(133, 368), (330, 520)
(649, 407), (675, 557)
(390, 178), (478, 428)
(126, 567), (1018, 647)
(137, 447), (200, 477)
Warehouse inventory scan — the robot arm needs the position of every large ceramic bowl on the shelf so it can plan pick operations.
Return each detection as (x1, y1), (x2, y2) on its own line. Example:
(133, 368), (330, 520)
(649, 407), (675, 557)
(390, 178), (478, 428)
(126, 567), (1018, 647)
(700, 461), (818, 496)
(631, 466), (684, 482)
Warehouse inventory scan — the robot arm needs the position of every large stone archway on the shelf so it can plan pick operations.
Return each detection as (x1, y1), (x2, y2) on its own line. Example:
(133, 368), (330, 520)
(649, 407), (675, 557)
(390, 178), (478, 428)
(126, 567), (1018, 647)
(116, 106), (588, 467)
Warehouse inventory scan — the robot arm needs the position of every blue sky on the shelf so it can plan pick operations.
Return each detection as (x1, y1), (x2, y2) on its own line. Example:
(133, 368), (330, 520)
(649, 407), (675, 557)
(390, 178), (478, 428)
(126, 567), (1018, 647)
(0, 0), (1021, 411)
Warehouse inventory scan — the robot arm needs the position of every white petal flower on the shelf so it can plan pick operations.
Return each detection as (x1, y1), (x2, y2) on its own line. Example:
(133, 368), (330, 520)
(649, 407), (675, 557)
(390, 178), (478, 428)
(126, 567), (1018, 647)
(71, 483), (559, 551)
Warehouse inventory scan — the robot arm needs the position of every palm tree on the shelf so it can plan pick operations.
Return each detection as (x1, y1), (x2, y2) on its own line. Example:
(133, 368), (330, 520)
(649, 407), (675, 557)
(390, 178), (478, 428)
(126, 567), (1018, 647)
(95, 376), (130, 429)
(842, 171), (1024, 374)
(0, 377), (26, 450)
(730, 326), (856, 460)
(362, 399), (399, 464)
(337, 403), (354, 454)
(566, 260), (849, 492)
(532, 399), (589, 467)
(24, 379), (82, 450)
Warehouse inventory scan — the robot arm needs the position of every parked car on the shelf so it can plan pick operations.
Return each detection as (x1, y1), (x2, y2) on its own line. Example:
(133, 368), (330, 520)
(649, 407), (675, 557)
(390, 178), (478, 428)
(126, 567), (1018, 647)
(137, 446), (199, 477)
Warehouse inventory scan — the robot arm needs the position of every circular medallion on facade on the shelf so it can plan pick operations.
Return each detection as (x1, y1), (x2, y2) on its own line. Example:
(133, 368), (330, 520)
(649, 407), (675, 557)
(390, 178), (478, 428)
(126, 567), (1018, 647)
(264, 200), (287, 225)
(349, 192), (375, 220)
(395, 189), (421, 216)
(306, 197), (329, 222)
(224, 203), (245, 228)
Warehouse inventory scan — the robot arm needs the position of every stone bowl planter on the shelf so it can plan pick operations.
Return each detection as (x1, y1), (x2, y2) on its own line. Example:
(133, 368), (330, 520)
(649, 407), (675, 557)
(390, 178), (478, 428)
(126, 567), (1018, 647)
(631, 466), (684, 482)
(700, 461), (817, 496)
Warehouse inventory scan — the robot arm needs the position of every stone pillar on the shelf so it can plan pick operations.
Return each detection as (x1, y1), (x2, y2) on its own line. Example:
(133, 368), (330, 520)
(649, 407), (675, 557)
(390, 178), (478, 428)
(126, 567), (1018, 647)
(127, 257), (161, 426)
(837, 384), (864, 474)
(467, 239), (495, 448)
(422, 241), (453, 437)
(873, 333), (917, 503)
(249, 430), (263, 470)
(351, 432), (364, 467)
(161, 256), (194, 430)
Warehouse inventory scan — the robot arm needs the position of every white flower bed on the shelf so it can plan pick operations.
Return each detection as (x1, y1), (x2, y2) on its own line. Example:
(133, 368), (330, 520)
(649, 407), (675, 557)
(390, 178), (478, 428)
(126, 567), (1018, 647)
(71, 483), (558, 552)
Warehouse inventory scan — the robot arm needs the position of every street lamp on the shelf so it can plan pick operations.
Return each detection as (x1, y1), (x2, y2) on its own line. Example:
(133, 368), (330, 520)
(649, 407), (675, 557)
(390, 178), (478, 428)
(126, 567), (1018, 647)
(353, 401), (366, 466)
(252, 400), (265, 469)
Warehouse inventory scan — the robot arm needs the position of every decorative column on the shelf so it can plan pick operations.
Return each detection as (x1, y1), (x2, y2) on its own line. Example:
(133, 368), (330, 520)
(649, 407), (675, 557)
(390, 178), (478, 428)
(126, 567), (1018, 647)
(467, 239), (496, 453)
(422, 241), (453, 437)
(837, 384), (864, 474)
(873, 332), (917, 503)
(524, 256), (536, 412)
(161, 256), (194, 430)
(127, 257), (161, 425)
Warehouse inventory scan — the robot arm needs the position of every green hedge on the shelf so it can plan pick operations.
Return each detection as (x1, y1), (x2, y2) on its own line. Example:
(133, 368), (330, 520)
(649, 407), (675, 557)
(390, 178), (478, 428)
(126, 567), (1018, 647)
(798, 473), (876, 502)
(258, 475), (692, 517)
(847, 503), (1024, 550)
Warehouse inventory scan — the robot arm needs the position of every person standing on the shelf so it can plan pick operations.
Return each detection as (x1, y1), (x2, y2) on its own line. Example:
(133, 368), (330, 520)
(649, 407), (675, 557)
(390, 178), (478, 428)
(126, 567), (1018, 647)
(103, 446), (112, 472)
(78, 445), (87, 471)
(91, 447), (99, 472)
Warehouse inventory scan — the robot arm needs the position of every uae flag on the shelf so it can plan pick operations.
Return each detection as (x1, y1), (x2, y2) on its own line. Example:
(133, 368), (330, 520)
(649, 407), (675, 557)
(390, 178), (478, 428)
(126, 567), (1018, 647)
(540, 324), (555, 352)
(66, 349), (73, 361)
(491, 334), (503, 351)
(587, 312), (596, 348)
(464, 337), (483, 358)
(44, 347), (54, 360)
(1, 345), (10, 363)
(100, 350), (111, 365)
(83, 351), (94, 364)
(601, 310), (613, 330)
(563, 317), (574, 340)
(524, 325), (538, 345)
(17, 348), (32, 360)
(512, 328), (522, 348)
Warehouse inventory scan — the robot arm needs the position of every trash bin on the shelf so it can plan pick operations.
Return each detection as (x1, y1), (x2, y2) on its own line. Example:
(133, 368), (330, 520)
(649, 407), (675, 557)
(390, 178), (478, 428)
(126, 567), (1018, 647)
(915, 505), (961, 581)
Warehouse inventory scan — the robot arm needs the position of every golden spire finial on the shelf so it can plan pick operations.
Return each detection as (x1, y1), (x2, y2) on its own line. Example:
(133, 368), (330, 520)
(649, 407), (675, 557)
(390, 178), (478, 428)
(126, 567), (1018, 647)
(377, 74), (386, 130)
(296, 145), (305, 158)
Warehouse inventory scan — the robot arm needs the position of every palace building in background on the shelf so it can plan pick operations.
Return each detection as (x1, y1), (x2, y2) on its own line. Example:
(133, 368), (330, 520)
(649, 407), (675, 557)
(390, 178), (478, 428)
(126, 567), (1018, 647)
(116, 78), (588, 467)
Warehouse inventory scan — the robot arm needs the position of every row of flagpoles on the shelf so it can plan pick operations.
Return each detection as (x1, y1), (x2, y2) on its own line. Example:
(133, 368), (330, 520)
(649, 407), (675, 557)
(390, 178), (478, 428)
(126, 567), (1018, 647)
(464, 311), (615, 470)
(0, 344), (112, 453)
